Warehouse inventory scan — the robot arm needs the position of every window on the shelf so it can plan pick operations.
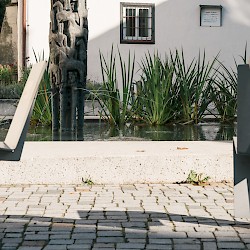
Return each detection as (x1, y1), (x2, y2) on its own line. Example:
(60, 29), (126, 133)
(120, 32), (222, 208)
(120, 3), (155, 44)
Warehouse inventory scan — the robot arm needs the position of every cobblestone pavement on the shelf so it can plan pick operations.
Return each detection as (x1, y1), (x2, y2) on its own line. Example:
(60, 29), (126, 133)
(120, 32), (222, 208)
(0, 183), (250, 250)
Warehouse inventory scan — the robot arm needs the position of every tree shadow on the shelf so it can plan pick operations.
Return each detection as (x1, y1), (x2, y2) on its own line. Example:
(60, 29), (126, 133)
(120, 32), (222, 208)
(0, 210), (249, 249)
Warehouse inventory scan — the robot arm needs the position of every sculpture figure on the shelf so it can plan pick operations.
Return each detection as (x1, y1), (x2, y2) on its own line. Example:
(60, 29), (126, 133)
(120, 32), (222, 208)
(49, 0), (88, 134)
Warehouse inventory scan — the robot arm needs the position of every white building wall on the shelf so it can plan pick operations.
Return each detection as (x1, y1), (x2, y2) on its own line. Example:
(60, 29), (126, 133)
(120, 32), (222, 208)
(26, 0), (50, 64)
(26, 0), (250, 82)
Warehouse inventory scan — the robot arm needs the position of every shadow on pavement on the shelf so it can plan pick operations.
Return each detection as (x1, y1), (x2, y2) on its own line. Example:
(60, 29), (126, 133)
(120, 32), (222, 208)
(0, 210), (249, 249)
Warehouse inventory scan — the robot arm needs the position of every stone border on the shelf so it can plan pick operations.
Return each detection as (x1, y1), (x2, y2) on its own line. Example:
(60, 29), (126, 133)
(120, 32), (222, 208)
(0, 141), (233, 184)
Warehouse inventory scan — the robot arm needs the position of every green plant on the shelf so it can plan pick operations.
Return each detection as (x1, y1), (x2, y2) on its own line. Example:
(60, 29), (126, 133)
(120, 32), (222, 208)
(134, 53), (177, 125)
(98, 46), (135, 128)
(186, 170), (210, 185)
(85, 80), (104, 100)
(31, 50), (52, 125)
(18, 66), (31, 86)
(173, 49), (218, 124)
(0, 83), (24, 99)
(0, 64), (17, 86)
(82, 177), (94, 185)
(211, 45), (248, 123)
(211, 62), (237, 123)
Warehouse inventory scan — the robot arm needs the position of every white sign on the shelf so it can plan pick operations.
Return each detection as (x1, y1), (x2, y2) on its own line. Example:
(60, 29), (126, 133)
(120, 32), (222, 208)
(201, 7), (221, 27)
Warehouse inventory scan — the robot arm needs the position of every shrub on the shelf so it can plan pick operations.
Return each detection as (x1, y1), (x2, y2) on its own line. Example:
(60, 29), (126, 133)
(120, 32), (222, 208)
(134, 53), (177, 125)
(98, 46), (135, 128)
(0, 83), (23, 99)
(0, 64), (18, 86)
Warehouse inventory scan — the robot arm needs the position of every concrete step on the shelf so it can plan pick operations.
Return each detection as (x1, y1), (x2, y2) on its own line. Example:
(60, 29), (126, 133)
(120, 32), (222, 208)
(0, 141), (233, 184)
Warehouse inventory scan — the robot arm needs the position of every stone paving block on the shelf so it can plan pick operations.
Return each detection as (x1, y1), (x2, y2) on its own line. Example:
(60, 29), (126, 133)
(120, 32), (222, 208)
(217, 242), (246, 249)
(21, 240), (48, 246)
(173, 238), (200, 244)
(71, 232), (96, 239)
(216, 236), (242, 242)
(127, 238), (146, 243)
(187, 231), (214, 238)
(25, 234), (50, 241)
(116, 243), (145, 249)
(67, 245), (92, 249)
(98, 225), (122, 231)
(96, 237), (125, 243)
(2, 243), (20, 248)
(49, 239), (74, 245)
(18, 247), (43, 250)
(148, 231), (187, 238)
(43, 246), (67, 250)
(214, 230), (239, 237)
(92, 243), (115, 248)
(2, 238), (22, 243)
(73, 227), (96, 233)
(145, 244), (172, 249)
(239, 235), (250, 243)
(4, 228), (24, 233)
(4, 233), (22, 238)
(97, 231), (123, 237)
(92, 248), (115, 250)
(26, 227), (50, 232)
(50, 233), (71, 239)
(175, 226), (195, 232)
(203, 242), (217, 250)
(148, 238), (172, 244)
(74, 239), (93, 244)
(2, 247), (18, 250)
(122, 222), (146, 228)
(174, 244), (201, 250)
(125, 233), (147, 239)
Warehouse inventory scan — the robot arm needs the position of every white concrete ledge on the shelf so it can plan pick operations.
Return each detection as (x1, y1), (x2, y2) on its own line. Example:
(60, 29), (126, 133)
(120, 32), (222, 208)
(0, 141), (233, 184)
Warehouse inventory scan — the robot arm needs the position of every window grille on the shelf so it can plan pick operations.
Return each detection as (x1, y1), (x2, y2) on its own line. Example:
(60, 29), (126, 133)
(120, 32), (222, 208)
(120, 3), (155, 44)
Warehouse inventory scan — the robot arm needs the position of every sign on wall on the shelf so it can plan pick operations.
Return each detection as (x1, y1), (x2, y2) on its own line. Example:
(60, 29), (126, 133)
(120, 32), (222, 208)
(200, 5), (222, 27)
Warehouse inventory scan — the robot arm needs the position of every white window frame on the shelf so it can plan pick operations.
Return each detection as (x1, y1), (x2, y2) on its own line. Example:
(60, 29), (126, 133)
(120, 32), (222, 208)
(120, 3), (155, 44)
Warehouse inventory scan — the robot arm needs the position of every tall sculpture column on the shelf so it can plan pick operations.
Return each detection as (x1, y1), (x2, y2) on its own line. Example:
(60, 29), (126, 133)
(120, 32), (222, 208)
(49, 0), (88, 135)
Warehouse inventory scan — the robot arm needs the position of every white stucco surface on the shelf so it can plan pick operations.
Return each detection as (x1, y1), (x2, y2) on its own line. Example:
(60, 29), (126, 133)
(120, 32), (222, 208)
(26, 0), (250, 82)
(0, 141), (233, 184)
(26, 0), (50, 63)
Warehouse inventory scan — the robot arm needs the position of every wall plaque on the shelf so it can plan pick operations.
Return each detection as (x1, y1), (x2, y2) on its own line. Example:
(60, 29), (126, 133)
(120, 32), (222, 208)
(200, 5), (222, 27)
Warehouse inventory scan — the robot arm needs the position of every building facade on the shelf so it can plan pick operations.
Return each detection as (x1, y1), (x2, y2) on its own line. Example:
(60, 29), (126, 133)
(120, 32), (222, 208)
(24, 0), (250, 82)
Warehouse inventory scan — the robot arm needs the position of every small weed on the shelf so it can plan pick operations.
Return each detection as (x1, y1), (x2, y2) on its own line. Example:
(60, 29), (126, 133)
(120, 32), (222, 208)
(186, 170), (210, 185)
(82, 177), (94, 186)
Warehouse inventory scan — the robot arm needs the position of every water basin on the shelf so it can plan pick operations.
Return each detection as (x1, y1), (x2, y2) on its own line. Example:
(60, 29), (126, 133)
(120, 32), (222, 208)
(0, 120), (237, 141)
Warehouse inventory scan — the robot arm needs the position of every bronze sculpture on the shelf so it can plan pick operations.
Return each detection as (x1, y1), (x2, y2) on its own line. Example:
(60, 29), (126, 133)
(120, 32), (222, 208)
(49, 0), (88, 133)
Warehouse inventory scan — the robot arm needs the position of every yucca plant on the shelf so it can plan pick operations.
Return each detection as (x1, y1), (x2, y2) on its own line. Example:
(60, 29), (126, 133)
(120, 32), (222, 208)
(98, 46), (135, 128)
(31, 50), (52, 125)
(134, 53), (176, 125)
(211, 44), (249, 123)
(211, 63), (237, 123)
(173, 49), (218, 124)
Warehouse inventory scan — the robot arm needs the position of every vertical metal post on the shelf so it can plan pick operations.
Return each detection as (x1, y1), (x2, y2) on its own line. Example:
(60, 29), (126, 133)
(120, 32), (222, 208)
(234, 64), (250, 218)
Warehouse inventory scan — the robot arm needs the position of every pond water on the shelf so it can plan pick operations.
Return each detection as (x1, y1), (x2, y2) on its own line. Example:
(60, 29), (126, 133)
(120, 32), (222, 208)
(0, 120), (236, 141)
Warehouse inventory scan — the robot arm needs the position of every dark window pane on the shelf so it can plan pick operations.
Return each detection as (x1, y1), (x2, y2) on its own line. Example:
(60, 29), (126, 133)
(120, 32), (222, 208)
(126, 8), (135, 37)
(139, 8), (149, 37)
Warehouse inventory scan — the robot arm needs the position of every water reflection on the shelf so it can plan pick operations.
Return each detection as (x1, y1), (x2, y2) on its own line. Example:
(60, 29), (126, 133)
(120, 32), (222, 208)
(0, 121), (237, 141)
(52, 130), (84, 141)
